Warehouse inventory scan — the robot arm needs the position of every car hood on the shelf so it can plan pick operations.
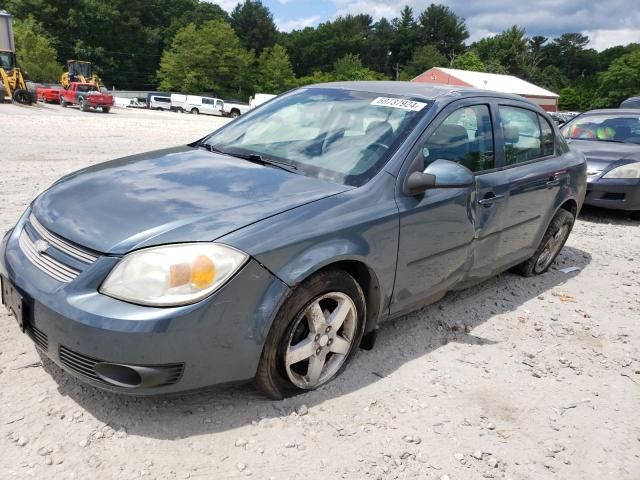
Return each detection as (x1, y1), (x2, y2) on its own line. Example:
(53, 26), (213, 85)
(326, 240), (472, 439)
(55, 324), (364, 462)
(32, 146), (350, 254)
(568, 139), (640, 173)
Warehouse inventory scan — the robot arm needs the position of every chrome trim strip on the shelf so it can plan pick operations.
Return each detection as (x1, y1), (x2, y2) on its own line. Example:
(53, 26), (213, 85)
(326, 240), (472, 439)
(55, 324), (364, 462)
(19, 232), (79, 283)
(29, 215), (98, 264)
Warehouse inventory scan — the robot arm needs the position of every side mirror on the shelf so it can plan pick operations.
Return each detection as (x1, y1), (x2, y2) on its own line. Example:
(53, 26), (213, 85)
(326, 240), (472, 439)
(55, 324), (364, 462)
(406, 171), (436, 195)
(405, 158), (474, 196)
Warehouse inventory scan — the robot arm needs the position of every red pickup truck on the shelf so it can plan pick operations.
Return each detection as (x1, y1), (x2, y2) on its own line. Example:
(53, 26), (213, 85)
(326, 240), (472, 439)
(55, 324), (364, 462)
(60, 82), (114, 113)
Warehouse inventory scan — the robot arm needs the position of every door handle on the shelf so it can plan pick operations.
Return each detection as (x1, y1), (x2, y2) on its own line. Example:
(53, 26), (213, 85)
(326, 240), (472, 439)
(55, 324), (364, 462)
(478, 193), (505, 206)
(546, 175), (561, 187)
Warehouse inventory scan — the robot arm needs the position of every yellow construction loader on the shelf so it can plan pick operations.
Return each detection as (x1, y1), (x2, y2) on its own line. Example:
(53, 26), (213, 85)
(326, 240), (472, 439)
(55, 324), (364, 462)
(60, 60), (102, 88)
(0, 10), (32, 104)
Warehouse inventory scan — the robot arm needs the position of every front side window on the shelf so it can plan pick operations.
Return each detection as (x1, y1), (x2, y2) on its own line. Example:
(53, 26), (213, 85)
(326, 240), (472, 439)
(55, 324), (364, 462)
(204, 88), (431, 186)
(499, 106), (543, 165)
(422, 104), (494, 172)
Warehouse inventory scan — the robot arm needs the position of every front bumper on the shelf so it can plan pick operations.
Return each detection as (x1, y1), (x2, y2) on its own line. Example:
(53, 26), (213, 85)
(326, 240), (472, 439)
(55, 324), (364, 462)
(0, 214), (290, 394)
(584, 178), (640, 211)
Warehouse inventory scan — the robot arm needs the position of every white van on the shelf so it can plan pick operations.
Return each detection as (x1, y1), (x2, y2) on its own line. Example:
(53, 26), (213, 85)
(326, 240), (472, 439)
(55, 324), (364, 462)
(149, 95), (171, 110)
(184, 95), (224, 116)
(170, 93), (187, 112)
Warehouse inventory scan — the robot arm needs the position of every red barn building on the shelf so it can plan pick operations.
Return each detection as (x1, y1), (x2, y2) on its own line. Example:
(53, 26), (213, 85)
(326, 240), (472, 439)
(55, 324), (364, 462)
(413, 67), (559, 112)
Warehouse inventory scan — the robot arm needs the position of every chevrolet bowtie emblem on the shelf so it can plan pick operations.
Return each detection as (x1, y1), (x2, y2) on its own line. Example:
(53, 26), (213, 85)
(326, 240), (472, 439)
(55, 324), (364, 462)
(34, 239), (49, 254)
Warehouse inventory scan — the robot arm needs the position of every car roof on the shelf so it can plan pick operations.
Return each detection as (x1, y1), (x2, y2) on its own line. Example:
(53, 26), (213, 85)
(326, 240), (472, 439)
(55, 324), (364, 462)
(306, 80), (535, 104)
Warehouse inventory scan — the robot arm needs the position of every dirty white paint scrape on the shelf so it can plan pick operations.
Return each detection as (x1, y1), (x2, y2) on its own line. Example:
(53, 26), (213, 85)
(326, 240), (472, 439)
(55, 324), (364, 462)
(370, 97), (428, 111)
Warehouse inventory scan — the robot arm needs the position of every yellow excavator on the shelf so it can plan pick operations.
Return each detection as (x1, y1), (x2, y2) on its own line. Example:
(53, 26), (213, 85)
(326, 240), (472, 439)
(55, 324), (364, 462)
(0, 10), (32, 104)
(60, 60), (102, 88)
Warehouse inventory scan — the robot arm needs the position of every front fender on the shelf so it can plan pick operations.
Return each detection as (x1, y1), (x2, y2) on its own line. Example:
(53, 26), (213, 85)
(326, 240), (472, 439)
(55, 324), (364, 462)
(220, 173), (400, 330)
(271, 238), (371, 287)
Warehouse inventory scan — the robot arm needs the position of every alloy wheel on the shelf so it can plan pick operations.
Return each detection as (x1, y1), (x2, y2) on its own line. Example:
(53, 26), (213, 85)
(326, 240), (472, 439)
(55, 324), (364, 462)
(534, 224), (569, 273)
(284, 292), (357, 389)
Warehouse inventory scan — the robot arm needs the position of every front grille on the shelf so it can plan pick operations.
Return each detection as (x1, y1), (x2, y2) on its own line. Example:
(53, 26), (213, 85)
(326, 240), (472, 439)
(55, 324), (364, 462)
(59, 345), (184, 388)
(27, 324), (48, 351)
(19, 215), (100, 283)
(19, 232), (80, 283)
(29, 215), (98, 264)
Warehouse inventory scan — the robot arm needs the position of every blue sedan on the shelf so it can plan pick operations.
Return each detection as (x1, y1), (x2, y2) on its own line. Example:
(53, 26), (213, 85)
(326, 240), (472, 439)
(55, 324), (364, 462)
(0, 82), (586, 398)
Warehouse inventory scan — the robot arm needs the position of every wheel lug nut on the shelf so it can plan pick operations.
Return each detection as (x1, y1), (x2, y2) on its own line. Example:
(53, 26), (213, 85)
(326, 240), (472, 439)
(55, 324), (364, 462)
(316, 348), (321, 355)
(314, 334), (320, 341)
(325, 326), (331, 333)
(328, 338), (333, 345)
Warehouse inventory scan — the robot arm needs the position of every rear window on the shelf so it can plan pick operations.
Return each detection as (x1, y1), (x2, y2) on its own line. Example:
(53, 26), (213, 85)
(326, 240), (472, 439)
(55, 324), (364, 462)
(539, 114), (555, 156)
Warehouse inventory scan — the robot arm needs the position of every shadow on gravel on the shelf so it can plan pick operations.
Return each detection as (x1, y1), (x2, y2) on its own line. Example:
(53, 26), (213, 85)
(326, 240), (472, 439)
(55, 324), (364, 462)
(40, 246), (592, 439)
(579, 205), (639, 225)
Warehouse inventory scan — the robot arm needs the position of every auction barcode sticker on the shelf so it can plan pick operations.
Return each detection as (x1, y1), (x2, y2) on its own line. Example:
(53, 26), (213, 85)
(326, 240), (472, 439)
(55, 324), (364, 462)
(371, 97), (428, 111)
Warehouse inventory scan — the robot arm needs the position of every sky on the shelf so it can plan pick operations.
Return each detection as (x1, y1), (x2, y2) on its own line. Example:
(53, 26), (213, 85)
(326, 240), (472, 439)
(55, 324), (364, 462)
(210, 0), (640, 51)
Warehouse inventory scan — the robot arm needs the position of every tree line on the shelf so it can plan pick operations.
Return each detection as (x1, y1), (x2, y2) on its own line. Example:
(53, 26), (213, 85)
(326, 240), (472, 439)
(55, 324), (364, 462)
(4, 0), (639, 108)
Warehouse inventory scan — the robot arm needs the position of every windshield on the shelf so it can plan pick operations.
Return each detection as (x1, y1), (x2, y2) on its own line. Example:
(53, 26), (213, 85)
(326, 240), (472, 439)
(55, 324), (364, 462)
(0, 52), (16, 70)
(561, 113), (640, 144)
(69, 62), (92, 78)
(204, 88), (431, 186)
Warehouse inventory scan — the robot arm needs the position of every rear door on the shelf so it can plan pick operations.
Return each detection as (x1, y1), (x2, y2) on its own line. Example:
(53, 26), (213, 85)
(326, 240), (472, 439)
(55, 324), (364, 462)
(492, 101), (567, 266)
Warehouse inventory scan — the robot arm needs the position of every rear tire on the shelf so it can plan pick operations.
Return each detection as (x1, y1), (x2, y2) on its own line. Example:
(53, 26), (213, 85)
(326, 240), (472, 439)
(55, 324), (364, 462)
(231, 109), (240, 118)
(191, 108), (199, 115)
(102, 107), (110, 113)
(515, 209), (575, 276)
(254, 269), (366, 399)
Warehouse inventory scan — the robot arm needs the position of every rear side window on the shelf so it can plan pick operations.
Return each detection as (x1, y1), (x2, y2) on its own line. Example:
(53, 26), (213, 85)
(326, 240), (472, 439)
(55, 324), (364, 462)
(498, 106), (542, 165)
(539, 114), (555, 157)
(422, 104), (495, 172)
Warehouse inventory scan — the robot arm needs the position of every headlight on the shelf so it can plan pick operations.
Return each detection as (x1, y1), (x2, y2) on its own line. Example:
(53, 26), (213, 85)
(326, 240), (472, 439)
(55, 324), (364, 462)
(602, 162), (640, 179)
(100, 243), (248, 306)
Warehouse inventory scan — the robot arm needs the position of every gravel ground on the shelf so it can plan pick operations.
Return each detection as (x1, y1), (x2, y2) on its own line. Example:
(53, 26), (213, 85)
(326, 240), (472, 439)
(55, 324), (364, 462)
(1, 103), (639, 480)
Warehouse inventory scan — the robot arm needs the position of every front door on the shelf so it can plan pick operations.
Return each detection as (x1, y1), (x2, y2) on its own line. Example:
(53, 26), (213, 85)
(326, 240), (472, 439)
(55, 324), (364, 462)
(391, 101), (497, 315)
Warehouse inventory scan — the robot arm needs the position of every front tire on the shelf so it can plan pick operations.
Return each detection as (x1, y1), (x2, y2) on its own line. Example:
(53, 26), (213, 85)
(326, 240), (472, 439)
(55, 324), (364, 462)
(515, 209), (575, 276)
(80, 97), (89, 112)
(102, 107), (110, 113)
(254, 269), (366, 399)
(191, 108), (199, 115)
(13, 89), (32, 105)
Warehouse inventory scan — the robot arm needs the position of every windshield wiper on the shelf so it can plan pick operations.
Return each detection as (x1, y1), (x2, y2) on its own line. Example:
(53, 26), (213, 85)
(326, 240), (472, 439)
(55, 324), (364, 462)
(198, 142), (226, 154)
(198, 142), (298, 172)
(230, 151), (298, 172)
